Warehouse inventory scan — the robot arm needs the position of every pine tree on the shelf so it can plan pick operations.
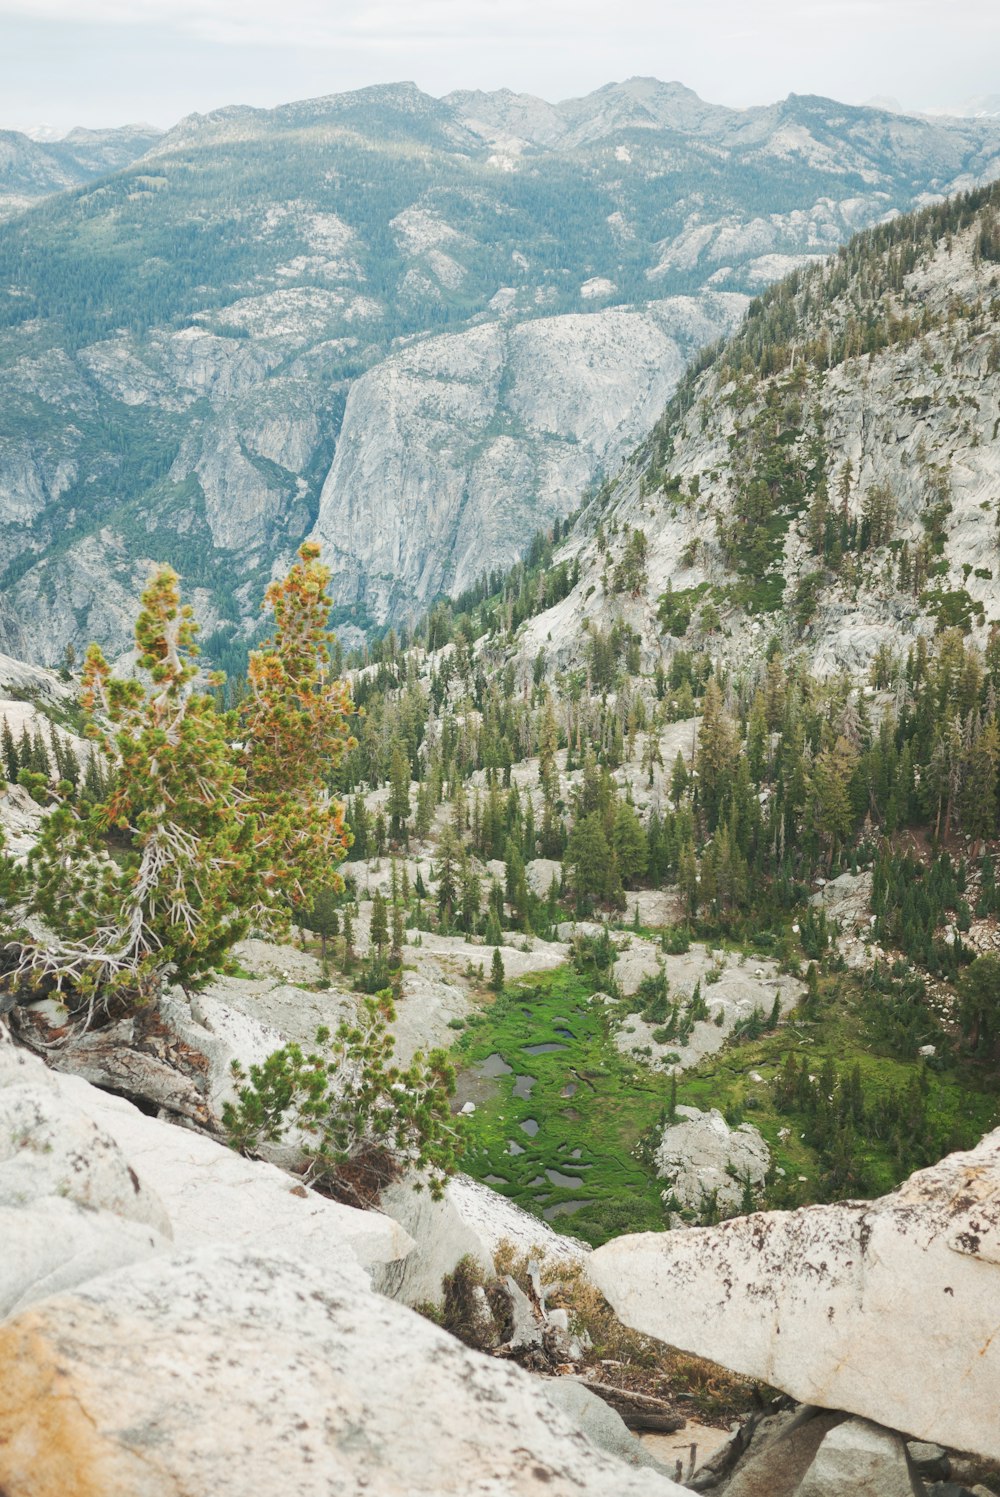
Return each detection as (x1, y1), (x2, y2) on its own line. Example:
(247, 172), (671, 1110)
(21, 568), (257, 996)
(565, 812), (614, 907)
(490, 946), (505, 993)
(388, 740), (411, 840)
(612, 800), (648, 888)
(240, 541), (356, 920)
(696, 678), (738, 831)
(16, 548), (355, 1001)
(0, 718), (17, 783)
(960, 719), (999, 839)
(304, 886), (340, 961)
(370, 889), (390, 951)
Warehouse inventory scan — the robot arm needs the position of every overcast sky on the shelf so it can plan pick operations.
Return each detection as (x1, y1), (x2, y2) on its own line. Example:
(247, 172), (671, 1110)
(3, 0), (999, 135)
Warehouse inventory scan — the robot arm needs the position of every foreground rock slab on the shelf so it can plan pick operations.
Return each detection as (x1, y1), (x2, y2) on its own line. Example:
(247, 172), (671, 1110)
(0, 1245), (688, 1497)
(589, 1129), (1000, 1462)
(57, 1070), (414, 1274)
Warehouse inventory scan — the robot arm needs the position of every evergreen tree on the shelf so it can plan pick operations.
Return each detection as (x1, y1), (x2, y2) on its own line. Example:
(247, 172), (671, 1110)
(612, 800), (648, 888)
(490, 946), (505, 993)
(370, 889), (390, 952)
(388, 740), (412, 840)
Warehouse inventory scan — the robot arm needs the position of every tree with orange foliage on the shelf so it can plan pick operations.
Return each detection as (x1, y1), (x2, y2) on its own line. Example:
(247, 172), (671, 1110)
(241, 540), (356, 925)
(14, 544), (354, 1006)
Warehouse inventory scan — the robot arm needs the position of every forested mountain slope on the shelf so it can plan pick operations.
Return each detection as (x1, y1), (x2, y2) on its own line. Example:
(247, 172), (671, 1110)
(515, 182), (1000, 686)
(0, 123), (162, 219)
(2, 80), (1000, 663)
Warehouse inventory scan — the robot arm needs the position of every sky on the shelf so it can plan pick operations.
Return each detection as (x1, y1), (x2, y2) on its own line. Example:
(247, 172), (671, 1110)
(2, 0), (999, 136)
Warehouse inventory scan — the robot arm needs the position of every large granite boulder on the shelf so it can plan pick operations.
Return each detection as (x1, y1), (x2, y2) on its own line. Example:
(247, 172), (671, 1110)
(0, 1245), (688, 1497)
(0, 1197), (166, 1320)
(589, 1129), (1000, 1461)
(0, 1048), (171, 1234)
(57, 1069), (414, 1273)
(654, 1105), (769, 1216)
(0, 1044), (170, 1316)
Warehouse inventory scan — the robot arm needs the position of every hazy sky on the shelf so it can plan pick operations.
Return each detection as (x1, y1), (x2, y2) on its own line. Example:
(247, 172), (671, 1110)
(3, 0), (999, 135)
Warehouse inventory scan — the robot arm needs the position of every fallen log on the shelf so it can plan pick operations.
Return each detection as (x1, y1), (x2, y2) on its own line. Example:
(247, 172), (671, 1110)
(569, 1378), (686, 1433)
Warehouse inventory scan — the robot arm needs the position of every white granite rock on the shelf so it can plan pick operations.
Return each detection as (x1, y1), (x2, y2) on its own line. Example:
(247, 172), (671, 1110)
(589, 1128), (1000, 1461)
(654, 1105), (770, 1215)
(0, 1244), (688, 1497)
(57, 1070), (414, 1273)
(797, 1418), (924, 1497)
(374, 1171), (588, 1306)
(0, 1197), (166, 1319)
(540, 1377), (668, 1472)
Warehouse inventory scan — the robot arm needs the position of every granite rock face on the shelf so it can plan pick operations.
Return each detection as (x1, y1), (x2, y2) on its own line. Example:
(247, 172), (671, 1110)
(653, 1106), (770, 1216)
(311, 295), (745, 626)
(516, 212), (1000, 686)
(0, 1244), (688, 1497)
(589, 1128), (1000, 1461)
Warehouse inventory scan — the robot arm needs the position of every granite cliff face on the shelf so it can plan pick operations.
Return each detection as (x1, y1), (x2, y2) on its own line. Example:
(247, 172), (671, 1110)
(2, 81), (1000, 661)
(312, 294), (746, 626)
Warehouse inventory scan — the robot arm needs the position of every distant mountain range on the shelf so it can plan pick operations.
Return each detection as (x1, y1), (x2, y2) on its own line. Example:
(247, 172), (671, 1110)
(0, 123), (165, 218)
(1, 78), (1000, 664)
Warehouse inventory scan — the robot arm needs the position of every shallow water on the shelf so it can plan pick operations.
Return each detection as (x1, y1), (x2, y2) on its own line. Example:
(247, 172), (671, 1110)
(519, 1118), (539, 1136)
(546, 1168), (585, 1189)
(543, 1199), (593, 1221)
(513, 1074), (536, 1099)
(522, 1042), (567, 1056)
(477, 1053), (513, 1078)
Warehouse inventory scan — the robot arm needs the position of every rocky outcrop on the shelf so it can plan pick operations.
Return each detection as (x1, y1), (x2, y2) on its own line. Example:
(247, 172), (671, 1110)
(0, 1039), (411, 1276)
(654, 1106), (770, 1216)
(0, 1046), (170, 1317)
(374, 1171), (589, 1306)
(516, 206), (1000, 685)
(58, 1070), (414, 1272)
(311, 295), (745, 625)
(588, 1128), (1000, 1461)
(0, 1243), (687, 1497)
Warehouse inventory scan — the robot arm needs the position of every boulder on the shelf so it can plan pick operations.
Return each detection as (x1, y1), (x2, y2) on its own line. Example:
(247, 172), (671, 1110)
(720, 1408), (846, 1497)
(0, 1050), (171, 1235)
(526, 857), (563, 898)
(57, 1070), (414, 1273)
(654, 1106), (769, 1215)
(589, 1129), (1000, 1461)
(796, 1418), (924, 1497)
(0, 1245), (689, 1497)
(373, 1172), (588, 1306)
(0, 1197), (166, 1319)
(540, 1377), (669, 1472)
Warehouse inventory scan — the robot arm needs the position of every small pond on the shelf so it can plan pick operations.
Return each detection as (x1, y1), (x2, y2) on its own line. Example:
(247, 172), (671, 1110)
(477, 1053), (513, 1078)
(543, 1200), (594, 1221)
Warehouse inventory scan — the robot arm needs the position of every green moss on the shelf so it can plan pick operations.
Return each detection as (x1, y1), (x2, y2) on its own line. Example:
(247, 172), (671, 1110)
(456, 966), (668, 1245)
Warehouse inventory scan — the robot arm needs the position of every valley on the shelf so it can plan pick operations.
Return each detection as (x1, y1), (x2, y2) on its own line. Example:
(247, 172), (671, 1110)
(2, 75), (1000, 1497)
